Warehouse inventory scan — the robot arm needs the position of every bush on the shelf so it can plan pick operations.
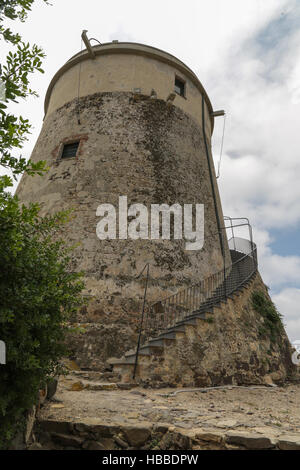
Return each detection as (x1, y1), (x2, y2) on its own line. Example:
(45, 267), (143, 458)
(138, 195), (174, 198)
(0, 194), (84, 449)
(252, 290), (283, 343)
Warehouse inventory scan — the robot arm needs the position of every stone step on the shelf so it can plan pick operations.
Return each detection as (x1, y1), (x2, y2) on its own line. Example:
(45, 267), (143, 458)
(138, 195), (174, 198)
(65, 378), (138, 391)
(170, 324), (186, 331)
(195, 304), (214, 312)
(125, 347), (151, 357)
(147, 338), (165, 347)
(108, 356), (136, 365)
(182, 312), (207, 322)
(174, 318), (198, 327)
(157, 331), (176, 340)
(84, 381), (137, 391)
(142, 274), (256, 343)
(83, 381), (118, 391)
(112, 360), (135, 367)
(71, 370), (120, 382)
(160, 325), (186, 334)
(110, 269), (258, 380)
(134, 317), (202, 352)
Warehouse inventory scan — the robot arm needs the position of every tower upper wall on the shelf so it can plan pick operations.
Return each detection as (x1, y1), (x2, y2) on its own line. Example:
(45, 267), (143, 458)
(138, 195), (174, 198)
(44, 42), (214, 135)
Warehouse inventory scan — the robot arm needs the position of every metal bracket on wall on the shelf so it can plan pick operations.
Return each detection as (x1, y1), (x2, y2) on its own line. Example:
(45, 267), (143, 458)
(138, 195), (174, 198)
(81, 30), (96, 59)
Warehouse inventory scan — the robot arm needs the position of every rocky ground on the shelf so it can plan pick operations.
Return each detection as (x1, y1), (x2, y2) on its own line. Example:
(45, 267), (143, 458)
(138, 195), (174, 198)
(35, 370), (300, 450)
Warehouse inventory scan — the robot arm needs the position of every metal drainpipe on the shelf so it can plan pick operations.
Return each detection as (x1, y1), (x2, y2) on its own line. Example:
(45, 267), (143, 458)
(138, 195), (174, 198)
(202, 96), (227, 296)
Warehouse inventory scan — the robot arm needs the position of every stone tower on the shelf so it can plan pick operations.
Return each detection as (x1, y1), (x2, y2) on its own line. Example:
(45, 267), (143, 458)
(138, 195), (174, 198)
(16, 41), (296, 384)
(16, 41), (229, 321)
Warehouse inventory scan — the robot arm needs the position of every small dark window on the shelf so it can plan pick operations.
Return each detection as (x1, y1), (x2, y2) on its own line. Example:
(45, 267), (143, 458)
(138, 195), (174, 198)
(61, 142), (79, 159)
(175, 77), (185, 97)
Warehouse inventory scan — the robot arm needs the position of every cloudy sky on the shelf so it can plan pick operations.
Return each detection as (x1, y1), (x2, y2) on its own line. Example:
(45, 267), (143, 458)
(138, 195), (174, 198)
(2, 0), (300, 341)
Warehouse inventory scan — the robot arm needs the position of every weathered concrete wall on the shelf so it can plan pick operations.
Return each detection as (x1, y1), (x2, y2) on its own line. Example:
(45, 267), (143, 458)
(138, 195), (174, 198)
(44, 42), (214, 138)
(16, 92), (229, 330)
(64, 322), (137, 372)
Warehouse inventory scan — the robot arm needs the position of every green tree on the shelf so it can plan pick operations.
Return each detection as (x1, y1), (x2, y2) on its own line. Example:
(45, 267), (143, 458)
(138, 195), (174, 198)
(0, 196), (84, 449)
(0, 0), (48, 181)
(0, 1), (85, 449)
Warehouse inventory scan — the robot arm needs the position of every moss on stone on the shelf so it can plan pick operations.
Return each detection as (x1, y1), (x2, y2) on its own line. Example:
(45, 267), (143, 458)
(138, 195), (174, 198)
(252, 290), (284, 343)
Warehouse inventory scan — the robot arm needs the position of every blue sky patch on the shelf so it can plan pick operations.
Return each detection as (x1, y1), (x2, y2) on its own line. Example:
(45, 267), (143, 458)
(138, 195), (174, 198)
(271, 224), (300, 257)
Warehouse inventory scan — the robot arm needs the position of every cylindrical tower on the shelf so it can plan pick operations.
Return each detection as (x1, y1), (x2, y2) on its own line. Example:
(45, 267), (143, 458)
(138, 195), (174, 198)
(16, 41), (229, 329)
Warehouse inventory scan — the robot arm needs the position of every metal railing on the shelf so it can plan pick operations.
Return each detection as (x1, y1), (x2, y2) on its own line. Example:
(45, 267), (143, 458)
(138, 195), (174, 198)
(133, 263), (150, 379)
(143, 234), (257, 341)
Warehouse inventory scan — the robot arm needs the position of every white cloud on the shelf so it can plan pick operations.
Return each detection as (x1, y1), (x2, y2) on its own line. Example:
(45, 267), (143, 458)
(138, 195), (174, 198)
(261, 252), (300, 289)
(273, 288), (300, 342)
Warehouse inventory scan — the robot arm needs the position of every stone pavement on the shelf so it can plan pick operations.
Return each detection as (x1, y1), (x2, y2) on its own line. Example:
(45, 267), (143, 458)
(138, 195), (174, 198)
(34, 372), (300, 450)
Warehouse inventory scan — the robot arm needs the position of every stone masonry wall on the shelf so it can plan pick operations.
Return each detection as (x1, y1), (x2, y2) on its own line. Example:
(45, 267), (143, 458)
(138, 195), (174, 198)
(34, 417), (300, 450)
(16, 92), (229, 365)
(135, 273), (296, 387)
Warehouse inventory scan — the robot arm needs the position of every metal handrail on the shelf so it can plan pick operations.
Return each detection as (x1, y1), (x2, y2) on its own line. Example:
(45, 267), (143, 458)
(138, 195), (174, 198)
(132, 217), (258, 374)
(143, 236), (257, 341)
(133, 263), (150, 379)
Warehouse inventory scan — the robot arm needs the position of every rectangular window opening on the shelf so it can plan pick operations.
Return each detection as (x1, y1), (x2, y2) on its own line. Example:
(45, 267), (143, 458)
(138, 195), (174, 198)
(61, 142), (80, 159)
(175, 77), (186, 97)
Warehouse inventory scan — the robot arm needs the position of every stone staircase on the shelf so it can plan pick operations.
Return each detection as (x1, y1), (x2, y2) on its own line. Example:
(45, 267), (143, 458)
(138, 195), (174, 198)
(109, 245), (258, 385)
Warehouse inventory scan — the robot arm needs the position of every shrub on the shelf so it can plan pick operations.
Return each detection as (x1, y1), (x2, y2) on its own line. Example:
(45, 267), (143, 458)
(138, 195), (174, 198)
(252, 290), (283, 344)
(0, 195), (84, 449)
